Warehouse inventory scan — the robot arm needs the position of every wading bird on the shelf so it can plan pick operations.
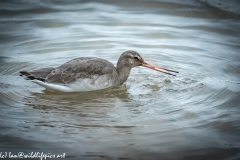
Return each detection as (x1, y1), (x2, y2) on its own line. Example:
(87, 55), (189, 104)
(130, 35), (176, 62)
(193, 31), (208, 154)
(20, 50), (178, 92)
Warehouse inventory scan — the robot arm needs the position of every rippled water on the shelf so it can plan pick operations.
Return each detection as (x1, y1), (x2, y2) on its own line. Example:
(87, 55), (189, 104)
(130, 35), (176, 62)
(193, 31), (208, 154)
(1, 0), (240, 160)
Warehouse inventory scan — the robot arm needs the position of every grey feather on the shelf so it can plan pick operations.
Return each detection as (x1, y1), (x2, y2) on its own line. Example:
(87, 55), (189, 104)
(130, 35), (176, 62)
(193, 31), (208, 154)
(44, 57), (116, 84)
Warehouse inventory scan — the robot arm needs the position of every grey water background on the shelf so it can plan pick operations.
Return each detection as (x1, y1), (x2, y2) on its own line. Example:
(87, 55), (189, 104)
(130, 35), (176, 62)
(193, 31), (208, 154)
(0, 0), (240, 159)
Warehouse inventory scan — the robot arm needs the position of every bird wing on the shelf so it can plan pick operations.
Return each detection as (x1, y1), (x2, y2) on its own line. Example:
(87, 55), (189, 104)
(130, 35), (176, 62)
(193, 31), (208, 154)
(45, 57), (115, 84)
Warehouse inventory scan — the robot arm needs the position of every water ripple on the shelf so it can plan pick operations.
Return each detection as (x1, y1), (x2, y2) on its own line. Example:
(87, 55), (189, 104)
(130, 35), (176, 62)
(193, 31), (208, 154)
(0, 0), (240, 159)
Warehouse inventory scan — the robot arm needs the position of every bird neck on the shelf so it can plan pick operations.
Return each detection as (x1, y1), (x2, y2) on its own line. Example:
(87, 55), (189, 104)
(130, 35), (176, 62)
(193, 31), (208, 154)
(116, 64), (132, 85)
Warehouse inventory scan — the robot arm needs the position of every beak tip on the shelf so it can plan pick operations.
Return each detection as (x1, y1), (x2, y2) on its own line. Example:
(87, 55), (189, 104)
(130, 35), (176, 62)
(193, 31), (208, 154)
(142, 61), (179, 76)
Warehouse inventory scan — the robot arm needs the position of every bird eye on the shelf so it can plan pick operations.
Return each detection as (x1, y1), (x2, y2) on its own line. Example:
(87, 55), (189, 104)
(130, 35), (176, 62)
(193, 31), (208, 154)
(134, 57), (139, 60)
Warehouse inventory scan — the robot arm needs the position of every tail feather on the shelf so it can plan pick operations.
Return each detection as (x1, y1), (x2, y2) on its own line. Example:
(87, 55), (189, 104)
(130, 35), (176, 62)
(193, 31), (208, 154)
(19, 71), (46, 82)
(20, 67), (54, 82)
(19, 71), (30, 76)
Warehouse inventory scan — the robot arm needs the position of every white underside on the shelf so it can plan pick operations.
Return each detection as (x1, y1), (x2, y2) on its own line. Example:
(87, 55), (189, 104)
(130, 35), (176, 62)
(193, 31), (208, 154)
(33, 76), (115, 92)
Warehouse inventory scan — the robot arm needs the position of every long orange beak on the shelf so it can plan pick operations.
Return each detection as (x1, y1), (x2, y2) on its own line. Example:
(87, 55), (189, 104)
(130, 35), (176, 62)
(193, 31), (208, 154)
(141, 61), (178, 76)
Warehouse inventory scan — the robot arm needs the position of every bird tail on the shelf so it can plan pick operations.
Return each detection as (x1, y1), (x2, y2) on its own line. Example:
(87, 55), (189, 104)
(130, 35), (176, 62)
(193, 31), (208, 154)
(19, 71), (45, 82)
(19, 71), (30, 76)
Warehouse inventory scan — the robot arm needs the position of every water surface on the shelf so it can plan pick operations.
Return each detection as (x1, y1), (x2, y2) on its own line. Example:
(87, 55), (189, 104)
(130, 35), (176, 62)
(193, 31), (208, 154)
(0, 0), (240, 160)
